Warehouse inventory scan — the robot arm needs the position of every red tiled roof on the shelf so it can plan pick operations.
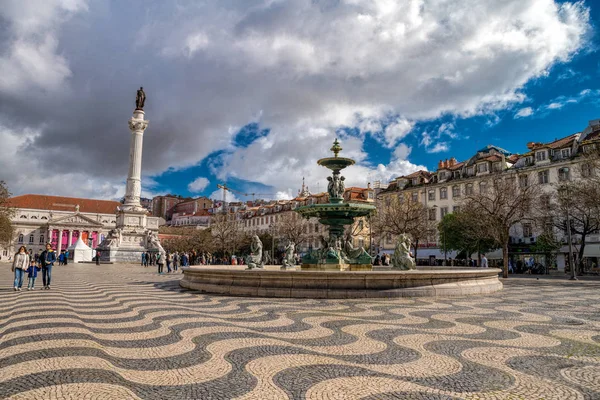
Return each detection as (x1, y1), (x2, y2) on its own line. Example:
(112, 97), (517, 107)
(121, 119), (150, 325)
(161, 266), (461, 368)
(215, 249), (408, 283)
(508, 154), (520, 163)
(529, 134), (577, 151)
(583, 130), (600, 142)
(192, 210), (210, 217)
(481, 155), (503, 162)
(7, 194), (120, 214)
(404, 170), (430, 179)
(448, 161), (465, 171)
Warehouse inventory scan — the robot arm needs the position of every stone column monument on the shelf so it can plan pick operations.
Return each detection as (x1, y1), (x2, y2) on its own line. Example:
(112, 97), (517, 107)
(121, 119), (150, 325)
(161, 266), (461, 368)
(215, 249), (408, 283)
(97, 87), (162, 262)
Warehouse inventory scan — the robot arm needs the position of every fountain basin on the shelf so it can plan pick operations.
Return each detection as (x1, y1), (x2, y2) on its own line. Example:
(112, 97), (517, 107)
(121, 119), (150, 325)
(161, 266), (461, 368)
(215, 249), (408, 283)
(317, 156), (355, 171)
(296, 202), (376, 224)
(180, 266), (503, 298)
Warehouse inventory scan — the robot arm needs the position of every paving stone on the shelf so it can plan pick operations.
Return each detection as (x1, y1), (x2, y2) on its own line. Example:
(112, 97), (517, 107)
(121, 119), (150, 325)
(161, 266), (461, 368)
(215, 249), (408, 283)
(0, 264), (599, 399)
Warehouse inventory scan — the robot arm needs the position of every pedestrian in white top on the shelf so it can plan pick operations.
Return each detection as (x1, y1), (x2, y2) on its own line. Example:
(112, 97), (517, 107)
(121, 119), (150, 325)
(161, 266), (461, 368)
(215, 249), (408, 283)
(12, 246), (30, 291)
(481, 254), (489, 268)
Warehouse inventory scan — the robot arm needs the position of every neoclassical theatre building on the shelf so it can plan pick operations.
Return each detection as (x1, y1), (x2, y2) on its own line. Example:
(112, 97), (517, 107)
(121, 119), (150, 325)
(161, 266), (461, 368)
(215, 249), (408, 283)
(1, 195), (120, 258)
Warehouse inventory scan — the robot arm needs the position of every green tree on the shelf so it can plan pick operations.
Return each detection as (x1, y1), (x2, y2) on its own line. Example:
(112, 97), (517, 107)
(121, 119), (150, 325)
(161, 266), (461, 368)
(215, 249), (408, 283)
(0, 181), (15, 246)
(438, 212), (496, 263)
(531, 231), (562, 273)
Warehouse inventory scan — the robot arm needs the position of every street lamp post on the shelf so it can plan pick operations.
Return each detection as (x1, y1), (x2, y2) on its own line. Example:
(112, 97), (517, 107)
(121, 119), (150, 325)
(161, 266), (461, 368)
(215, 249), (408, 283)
(368, 216), (373, 256)
(269, 223), (276, 265)
(433, 205), (447, 266)
(443, 226), (447, 266)
(562, 180), (577, 281)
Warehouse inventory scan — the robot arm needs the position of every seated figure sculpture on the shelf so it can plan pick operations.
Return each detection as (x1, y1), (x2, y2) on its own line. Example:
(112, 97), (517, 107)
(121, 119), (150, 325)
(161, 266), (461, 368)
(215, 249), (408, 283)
(246, 235), (264, 270)
(391, 233), (416, 270)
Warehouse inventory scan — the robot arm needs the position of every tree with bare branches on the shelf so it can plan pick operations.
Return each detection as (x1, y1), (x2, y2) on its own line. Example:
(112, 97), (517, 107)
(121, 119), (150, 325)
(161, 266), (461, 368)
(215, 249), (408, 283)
(273, 212), (314, 247)
(0, 181), (14, 246)
(210, 214), (245, 255)
(460, 176), (540, 278)
(540, 180), (600, 273)
(373, 195), (435, 261)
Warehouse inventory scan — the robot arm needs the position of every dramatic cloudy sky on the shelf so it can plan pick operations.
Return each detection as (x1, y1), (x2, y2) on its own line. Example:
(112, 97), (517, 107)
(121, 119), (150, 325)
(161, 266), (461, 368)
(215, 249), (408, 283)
(1, 0), (598, 202)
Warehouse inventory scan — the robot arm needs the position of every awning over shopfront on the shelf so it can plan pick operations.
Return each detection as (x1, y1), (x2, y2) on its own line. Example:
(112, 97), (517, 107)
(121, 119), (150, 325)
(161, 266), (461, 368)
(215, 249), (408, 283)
(583, 244), (600, 258)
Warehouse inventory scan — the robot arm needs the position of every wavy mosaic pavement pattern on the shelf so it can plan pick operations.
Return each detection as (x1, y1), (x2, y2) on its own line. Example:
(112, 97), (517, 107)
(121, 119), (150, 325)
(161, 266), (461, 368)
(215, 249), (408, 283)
(0, 265), (599, 399)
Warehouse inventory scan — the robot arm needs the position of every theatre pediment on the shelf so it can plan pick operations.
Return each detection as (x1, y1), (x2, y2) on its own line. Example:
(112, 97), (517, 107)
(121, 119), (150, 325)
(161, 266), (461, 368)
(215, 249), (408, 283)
(48, 213), (104, 228)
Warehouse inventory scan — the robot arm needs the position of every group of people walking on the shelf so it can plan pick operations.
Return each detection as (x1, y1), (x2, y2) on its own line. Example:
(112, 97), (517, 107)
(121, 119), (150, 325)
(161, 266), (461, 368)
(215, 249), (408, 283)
(12, 244), (56, 291)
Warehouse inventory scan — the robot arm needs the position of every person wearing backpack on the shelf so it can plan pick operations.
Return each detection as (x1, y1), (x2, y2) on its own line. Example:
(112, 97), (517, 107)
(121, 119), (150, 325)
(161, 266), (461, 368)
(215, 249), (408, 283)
(156, 252), (164, 274)
(39, 243), (57, 290)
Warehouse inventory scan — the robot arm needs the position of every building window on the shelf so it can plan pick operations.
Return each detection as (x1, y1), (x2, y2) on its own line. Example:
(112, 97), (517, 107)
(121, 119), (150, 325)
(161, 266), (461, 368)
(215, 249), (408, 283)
(561, 148), (571, 158)
(492, 162), (502, 172)
(440, 187), (448, 199)
(453, 206), (461, 213)
(439, 172), (446, 180)
(39, 235), (44, 244)
(429, 208), (437, 221)
(479, 181), (488, 194)
(523, 223), (533, 238)
(453, 171), (460, 178)
(452, 185), (461, 198)
(535, 151), (547, 161)
(18, 234), (24, 243)
(428, 191), (435, 201)
(467, 167), (474, 176)
(518, 174), (528, 188)
(412, 178), (418, 186)
(411, 192), (418, 202)
(524, 156), (533, 166)
(538, 170), (549, 184)
(29, 234), (34, 244)
(581, 162), (593, 178)
(440, 207), (448, 218)
(558, 167), (570, 182)
(465, 184), (473, 195)
(477, 163), (488, 173)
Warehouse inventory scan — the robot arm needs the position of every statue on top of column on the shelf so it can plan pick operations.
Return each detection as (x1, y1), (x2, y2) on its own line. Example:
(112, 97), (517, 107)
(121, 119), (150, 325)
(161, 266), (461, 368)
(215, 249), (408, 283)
(135, 87), (146, 110)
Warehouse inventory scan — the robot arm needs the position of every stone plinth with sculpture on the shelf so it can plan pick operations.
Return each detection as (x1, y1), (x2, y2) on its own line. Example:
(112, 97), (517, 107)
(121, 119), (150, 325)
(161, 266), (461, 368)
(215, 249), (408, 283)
(246, 235), (264, 270)
(296, 139), (375, 271)
(391, 234), (416, 270)
(97, 88), (162, 262)
(281, 240), (296, 270)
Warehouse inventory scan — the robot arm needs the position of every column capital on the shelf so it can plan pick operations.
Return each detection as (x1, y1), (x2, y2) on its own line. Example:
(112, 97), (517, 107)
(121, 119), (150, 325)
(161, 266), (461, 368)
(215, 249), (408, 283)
(128, 119), (149, 132)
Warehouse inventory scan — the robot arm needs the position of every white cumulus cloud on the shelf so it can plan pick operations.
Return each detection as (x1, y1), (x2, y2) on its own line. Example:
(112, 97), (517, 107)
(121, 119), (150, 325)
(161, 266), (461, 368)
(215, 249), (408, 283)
(187, 177), (210, 193)
(515, 107), (534, 118)
(0, 0), (592, 200)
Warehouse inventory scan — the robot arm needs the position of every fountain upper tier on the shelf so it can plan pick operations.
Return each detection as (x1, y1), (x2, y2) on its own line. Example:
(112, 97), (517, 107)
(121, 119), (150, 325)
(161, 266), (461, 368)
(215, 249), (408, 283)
(316, 137), (355, 172)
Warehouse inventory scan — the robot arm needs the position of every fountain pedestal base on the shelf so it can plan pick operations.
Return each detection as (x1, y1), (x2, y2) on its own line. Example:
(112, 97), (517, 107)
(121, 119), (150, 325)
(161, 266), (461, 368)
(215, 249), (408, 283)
(301, 263), (372, 271)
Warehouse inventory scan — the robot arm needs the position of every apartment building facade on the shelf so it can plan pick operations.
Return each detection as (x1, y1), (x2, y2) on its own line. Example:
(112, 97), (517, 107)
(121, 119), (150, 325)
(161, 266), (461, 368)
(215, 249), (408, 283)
(377, 119), (600, 269)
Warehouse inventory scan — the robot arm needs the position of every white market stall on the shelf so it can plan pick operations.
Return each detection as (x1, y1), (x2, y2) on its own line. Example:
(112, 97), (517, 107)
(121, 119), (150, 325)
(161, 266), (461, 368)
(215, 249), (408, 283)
(68, 236), (93, 263)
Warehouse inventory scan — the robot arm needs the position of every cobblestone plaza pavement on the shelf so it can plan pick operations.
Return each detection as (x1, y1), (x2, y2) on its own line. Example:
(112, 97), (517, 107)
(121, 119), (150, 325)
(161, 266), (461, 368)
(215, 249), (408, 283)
(1, 264), (599, 399)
